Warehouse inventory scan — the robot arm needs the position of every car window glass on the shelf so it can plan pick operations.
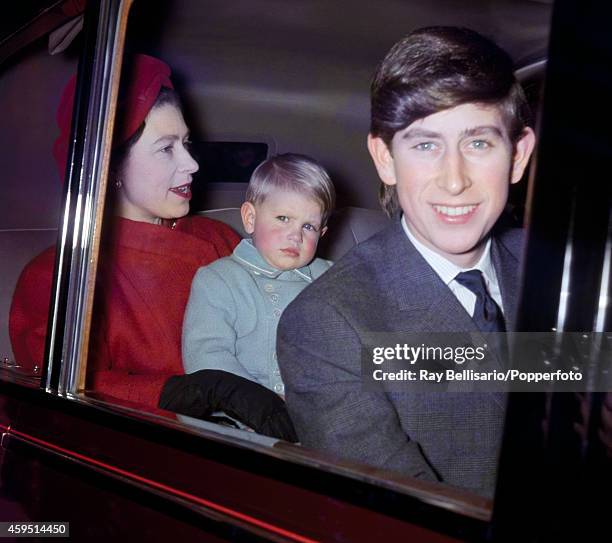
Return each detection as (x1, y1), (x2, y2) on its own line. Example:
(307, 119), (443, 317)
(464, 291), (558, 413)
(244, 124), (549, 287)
(0, 41), (78, 379)
(80, 0), (552, 516)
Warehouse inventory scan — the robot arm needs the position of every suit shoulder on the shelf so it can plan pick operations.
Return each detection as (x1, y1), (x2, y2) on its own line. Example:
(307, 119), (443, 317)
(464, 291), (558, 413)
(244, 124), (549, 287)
(493, 227), (524, 258)
(323, 222), (392, 279)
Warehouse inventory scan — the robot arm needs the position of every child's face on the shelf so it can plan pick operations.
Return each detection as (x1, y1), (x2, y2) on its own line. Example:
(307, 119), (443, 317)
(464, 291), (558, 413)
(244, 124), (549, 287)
(368, 103), (535, 267)
(241, 189), (327, 271)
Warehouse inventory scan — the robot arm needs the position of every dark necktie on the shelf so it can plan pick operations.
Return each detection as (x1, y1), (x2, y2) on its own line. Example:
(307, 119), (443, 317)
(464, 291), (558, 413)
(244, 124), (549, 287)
(454, 270), (506, 333)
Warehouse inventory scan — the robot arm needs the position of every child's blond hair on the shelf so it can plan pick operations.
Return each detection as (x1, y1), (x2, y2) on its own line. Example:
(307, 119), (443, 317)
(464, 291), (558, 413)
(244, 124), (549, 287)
(246, 153), (335, 225)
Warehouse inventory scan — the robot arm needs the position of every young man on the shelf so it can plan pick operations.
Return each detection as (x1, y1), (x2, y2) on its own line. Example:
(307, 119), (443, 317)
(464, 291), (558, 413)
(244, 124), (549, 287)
(276, 27), (535, 497)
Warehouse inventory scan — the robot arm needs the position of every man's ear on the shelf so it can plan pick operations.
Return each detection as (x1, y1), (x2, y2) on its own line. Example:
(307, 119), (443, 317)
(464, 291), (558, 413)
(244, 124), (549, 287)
(367, 134), (397, 186)
(510, 127), (536, 184)
(240, 202), (256, 234)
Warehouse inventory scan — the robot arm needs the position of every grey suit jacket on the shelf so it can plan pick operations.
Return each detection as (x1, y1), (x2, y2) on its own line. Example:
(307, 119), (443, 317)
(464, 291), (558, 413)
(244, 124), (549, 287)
(277, 217), (523, 497)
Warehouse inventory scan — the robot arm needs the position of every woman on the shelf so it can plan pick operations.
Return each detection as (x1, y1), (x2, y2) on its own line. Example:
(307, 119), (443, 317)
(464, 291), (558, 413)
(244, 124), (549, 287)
(9, 54), (240, 408)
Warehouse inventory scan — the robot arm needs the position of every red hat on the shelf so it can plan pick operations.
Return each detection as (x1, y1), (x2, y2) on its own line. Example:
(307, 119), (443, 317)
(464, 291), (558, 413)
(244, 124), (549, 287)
(52, 54), (174, 181)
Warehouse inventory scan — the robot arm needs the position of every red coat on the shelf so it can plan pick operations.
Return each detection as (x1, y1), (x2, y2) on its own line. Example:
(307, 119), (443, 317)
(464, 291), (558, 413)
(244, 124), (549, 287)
(9, 216), (240, 408)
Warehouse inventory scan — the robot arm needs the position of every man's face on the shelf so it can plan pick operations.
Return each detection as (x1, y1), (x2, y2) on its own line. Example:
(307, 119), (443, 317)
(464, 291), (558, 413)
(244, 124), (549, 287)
(368, 103), (535, 267)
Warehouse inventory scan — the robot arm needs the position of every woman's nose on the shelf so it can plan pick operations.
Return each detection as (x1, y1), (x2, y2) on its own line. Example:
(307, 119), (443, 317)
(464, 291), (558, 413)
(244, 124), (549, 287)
(179, 146), (199, 174)
(437, 149), (471, 195)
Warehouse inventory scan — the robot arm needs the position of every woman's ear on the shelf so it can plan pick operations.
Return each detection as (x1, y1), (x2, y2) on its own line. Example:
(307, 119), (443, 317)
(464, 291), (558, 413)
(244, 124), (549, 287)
(510, 127), (536, 184)
(240, 202), (257, 234)
(367, 134), (397, 186)
(320, 225), (328, 238)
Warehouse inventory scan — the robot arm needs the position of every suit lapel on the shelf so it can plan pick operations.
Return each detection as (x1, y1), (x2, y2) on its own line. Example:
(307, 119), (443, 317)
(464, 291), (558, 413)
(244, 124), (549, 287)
(370, 219), (509, 408)
(376, 219), (479, 333)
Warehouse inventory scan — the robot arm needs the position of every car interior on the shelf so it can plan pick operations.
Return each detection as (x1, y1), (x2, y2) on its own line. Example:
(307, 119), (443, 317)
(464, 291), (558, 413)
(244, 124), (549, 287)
(0, 0), (552, 366)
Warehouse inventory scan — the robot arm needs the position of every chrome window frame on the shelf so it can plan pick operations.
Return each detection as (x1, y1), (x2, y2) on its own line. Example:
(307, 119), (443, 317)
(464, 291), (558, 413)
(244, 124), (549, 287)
(44, 0), (132, 395)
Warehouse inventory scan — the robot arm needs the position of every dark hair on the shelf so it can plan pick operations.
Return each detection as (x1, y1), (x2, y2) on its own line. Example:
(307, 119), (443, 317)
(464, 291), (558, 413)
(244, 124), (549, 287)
(246, 153), (336, 226)
(110, 87), (182, 180)
(370, 26), (532, 216)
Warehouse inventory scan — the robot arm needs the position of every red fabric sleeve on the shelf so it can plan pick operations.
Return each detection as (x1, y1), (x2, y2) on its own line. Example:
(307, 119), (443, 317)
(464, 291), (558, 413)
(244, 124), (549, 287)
(9, 247), (56, 373)
(8, 217), (241, 408)
(88, 371), (171, 408)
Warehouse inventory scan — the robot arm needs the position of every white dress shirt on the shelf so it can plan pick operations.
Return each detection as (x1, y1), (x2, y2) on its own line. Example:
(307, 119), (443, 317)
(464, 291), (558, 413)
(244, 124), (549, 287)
(401, 215), (504, 317)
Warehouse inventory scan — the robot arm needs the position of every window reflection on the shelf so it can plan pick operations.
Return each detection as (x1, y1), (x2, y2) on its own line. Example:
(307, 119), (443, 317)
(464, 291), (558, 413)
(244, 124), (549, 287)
(0, 43), (77, 377)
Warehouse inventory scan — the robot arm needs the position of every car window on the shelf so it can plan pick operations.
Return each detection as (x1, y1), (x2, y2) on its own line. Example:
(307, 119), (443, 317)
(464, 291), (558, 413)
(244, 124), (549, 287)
(10, 0), (553, 523)
(0, 36), (78, 381)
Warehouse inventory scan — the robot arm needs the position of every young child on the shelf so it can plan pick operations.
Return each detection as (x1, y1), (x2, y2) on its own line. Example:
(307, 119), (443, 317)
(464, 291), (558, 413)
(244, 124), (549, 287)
(182, 153), (334, 398)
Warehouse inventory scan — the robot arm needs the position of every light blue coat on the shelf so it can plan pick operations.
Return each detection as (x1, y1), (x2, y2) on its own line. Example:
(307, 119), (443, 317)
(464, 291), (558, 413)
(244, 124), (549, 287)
(182, 239), (331, 394)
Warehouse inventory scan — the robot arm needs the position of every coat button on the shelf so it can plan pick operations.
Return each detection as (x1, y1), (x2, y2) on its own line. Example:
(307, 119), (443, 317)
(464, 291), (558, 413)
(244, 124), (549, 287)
(264, 284), (274, 292)
(273, 308), (282, 318)
(273, 368), (280, 376)
(274, 383), (284, 393)
(270, 293), (280, 303)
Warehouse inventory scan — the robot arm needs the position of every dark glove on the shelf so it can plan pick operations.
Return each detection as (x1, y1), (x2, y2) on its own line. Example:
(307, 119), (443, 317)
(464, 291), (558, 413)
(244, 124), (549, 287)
(159, 369), (298, 442)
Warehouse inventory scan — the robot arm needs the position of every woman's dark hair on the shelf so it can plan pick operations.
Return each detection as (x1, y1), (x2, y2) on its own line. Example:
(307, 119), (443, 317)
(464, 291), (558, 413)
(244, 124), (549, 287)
(110, 87), (182, 180)
(370, 27), (532, 216)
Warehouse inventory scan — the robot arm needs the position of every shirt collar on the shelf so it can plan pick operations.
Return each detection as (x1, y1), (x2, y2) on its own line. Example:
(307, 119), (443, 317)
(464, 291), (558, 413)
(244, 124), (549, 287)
(401, 214), (494, 285)
(232, 238), (313, 281)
